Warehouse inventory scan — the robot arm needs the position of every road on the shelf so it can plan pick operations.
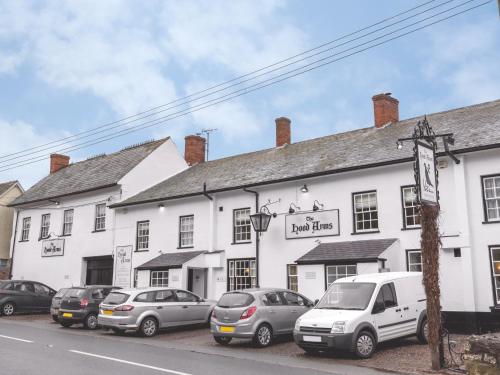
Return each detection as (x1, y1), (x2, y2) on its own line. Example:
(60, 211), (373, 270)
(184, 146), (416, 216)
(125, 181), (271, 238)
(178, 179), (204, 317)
(0, 318), (391, 375)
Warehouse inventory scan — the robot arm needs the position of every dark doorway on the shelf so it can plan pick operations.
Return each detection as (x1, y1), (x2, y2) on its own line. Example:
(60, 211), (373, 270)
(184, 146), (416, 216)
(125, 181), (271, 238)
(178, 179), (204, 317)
(187, 269), (194, 292)
(85, 256), (113, 285)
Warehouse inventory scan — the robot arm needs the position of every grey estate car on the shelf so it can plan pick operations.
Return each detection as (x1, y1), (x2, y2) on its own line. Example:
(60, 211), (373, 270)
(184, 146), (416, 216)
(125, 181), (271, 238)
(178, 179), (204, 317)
(98, 287), (216, 337)
(211, 288), (314, 347)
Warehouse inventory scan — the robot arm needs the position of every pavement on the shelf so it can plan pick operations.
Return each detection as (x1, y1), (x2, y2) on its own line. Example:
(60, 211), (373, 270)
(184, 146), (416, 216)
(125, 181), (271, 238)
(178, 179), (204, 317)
(0, 314), (395, 375)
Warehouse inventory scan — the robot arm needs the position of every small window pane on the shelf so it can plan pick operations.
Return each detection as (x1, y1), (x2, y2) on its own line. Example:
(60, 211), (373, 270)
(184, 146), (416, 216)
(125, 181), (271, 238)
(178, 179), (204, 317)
(95, 204), (106, 231)
(234, 208), (251, 243)
(353, 192), (378, 232)
(179, 216), (194, 247)
(136, 221), (150, 251)
(483, 176), (500, 222)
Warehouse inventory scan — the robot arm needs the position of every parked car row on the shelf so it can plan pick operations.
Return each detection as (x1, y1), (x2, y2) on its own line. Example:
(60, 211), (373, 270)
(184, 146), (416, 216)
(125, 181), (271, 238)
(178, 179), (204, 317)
(0, 272), (428, 358)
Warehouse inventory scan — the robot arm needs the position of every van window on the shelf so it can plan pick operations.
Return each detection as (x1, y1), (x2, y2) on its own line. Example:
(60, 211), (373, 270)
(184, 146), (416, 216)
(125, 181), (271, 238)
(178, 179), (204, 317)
(378, 283), (398, 308)
(317, 282), (376, 310)
(217, 292), (254, 308)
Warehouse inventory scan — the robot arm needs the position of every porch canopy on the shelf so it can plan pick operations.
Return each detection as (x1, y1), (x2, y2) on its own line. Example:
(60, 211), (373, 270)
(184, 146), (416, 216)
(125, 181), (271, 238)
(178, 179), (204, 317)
(295, 238), (398, 264)
(137, 250), (206, 270)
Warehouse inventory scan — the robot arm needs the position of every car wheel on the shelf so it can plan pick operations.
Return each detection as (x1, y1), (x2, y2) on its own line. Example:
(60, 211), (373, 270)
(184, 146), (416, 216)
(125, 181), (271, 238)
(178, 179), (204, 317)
(417, 318), (429, 344)
(214, 336), (232, 345)
(140, 317), (158, 337)
(1, 302), (15, 316)
(354, 331), (376, 359)
(60, 321), (73, 328)
(52, 315), (59, 323)
(84, 314), (99, 330)
(253, 324), (273, 348)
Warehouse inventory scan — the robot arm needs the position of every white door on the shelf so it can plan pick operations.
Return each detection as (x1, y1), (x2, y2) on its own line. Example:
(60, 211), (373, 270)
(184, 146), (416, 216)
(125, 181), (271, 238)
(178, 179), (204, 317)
(372, 283), (406, 342)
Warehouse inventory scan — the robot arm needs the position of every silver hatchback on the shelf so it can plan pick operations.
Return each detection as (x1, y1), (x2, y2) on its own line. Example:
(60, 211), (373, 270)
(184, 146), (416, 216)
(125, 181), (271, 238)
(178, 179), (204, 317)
(211, 288), (314, 347)
(98, 287), (216, 337)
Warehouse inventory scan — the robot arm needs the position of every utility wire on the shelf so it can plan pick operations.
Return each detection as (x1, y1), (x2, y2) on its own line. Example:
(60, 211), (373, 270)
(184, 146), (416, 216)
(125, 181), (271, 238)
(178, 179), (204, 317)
(0, 0), (444, 160)
(0, 0), (491, 173)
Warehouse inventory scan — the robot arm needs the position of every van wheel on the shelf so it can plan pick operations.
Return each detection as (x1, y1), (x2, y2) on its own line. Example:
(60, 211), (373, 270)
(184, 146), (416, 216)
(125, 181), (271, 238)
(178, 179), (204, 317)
(214, 336), (232, 345)
(354, 331), (376, 359)
(1, 302), (15, 316)
(60, 321), (73, 328)
(253, 324), (273, 348)
(140, 317), (158, 337)
(84, 313), (98, 330)
(417, 318), (429, 344)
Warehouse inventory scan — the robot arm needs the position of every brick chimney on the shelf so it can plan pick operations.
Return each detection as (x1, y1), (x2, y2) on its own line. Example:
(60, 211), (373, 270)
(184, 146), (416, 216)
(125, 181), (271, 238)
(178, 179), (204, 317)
(184, 135), (206, 166)
(50, 153), (70, 174)
(275, 117), (291, 147)
(372, 93), (399, 128)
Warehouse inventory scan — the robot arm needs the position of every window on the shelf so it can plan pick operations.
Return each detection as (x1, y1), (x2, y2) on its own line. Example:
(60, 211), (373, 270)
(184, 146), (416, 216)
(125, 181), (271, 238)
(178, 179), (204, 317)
(40, 214), (50, 239)
(20, 282), (35, 293)
(375, 283), (398, 309)
(63, 209), (74, 235)
(156, 290), (175, 302)
(228, 258), (256, 291)
(490, 246), (500, 305)
(407, 250), (423, 272)
(150, 270), (169, 287)
(134, 291), (156, 303)
(233, 208), (251, 243)
(179, 215), (194, 247)
(263, 292), (283, 306)
(482, 175), (500, 222)
(353, 191), (379, 232)
(136, 221), (150, 251)
(326, 265), (357, 287)
(33, 283), (51, 295)
(282, 291), (306, 306)
(287, 264), (298, 292)
(21, 217), (31, 241)
(401, 186), (421, 228)
(175, 290), (198, 302)
(94, 204), (106, 231)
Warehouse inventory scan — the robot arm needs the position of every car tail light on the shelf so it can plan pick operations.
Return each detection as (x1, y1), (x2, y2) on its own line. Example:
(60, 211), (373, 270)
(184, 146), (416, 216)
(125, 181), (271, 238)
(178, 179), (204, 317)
(80, 298), (89, 308)
(114, 305), (134, 312)
(240, 306), (257, 320)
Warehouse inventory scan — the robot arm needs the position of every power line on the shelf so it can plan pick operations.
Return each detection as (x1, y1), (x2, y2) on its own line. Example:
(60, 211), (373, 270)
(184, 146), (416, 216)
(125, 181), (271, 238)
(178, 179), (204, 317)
(0, 0), (491, 173)
(0, 0), (445, 161)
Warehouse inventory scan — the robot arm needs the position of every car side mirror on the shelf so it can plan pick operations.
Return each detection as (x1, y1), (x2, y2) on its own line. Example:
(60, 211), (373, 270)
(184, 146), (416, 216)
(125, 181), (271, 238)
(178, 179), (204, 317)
(372, 301), (385, 314)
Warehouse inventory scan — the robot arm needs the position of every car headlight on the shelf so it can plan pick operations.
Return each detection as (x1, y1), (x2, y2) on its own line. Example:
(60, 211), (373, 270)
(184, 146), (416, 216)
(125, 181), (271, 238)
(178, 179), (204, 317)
(294, 318), (301, 330)
(331, 321), (346, 334)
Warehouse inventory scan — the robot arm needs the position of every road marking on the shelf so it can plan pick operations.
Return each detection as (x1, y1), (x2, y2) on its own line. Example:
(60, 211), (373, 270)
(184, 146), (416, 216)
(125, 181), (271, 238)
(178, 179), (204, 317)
(0, 334), (33, 343)
(69, 350), (192, 375)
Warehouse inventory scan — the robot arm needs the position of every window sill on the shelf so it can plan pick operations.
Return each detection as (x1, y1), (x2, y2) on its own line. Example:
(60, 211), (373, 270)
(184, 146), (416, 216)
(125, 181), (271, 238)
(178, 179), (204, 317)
(92, 229), (106, 233)
(177, 246), (194, 249)
(401, 227), (421, 231)
(60, 234), (72, 237)
(38, 237), (50, 242)
(351, 230), (380, 235)
(231, 241), (252, 245)
(19, 240), (29, 243)
(135, 249), (149, 252)
(482, 220), (500, 225)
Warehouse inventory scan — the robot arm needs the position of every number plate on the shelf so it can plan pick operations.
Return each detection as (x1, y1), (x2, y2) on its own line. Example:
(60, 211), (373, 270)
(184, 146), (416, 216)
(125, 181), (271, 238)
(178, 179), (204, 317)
(62, 313), (73, 318)
(219, 326), (235, 333)
(103, 310), (113, 315)
(303, 335), (322, 342)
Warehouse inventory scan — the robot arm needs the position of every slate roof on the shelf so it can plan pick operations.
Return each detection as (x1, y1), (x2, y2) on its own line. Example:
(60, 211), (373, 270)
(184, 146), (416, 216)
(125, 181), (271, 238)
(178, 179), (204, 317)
(0, 180), (19, 197)
(295, 238), (398, 264)
(10, 139), (168, 206)
(113, 99), (500, 208)
(136, 251), (206, 270)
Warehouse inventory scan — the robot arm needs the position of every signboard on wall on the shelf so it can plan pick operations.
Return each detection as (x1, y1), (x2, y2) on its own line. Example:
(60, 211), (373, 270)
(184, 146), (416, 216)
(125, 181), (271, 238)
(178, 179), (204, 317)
(114, 245), (133, 288)
(41, 238), (64, 257)
(417, 141), (438, 205)
(285, 209), (340, 239)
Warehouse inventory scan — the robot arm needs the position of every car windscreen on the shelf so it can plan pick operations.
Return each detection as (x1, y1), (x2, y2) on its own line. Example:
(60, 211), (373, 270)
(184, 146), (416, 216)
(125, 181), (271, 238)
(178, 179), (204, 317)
(217, 292), (254, 308)
(316, 282), (376, 311)
(65, 288), (86, 298)
(54, 288), (68, 298)
(102, 292), (130, 305)
(0, 281), (9, 289)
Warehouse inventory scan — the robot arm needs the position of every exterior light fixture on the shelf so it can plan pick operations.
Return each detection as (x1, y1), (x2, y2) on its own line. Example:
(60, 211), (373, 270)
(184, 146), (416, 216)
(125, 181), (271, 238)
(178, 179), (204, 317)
(158, 203), (165, 211)
(288, 203), (300, 214)
(49, 199), (60, 205)
(250, 206), (274, 232)
(300, 184), (309, 193)
(396, 141), (403, 150)
(312, 200), (324, 212)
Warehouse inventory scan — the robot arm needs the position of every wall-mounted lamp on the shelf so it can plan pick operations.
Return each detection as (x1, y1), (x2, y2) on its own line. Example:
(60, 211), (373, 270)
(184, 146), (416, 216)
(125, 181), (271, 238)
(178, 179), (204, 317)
(288, 203), (301, 214)
(396, 141), (403, 150)
(300, 184), (309, 193)
(158, 203), (165, 211)
(312, 200), (324, 212)
(49, 199), (60, 205)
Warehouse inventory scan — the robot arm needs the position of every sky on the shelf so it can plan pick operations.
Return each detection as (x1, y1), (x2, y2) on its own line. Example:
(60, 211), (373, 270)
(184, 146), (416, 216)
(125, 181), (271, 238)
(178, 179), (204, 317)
(0, 0), (499, 189)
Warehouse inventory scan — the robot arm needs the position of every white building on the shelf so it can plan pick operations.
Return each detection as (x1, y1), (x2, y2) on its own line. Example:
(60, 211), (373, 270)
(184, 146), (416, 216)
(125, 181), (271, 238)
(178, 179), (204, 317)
(9, 138), (187, 288)
(110, 94), (500, 333)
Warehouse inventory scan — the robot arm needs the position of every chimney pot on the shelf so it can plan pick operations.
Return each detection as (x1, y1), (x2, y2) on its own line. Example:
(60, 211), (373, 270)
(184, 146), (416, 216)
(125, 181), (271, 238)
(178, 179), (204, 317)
(372, 93), (399, 128)
(275, 117), (291, 147)
(184, 135), (206, 166)
(50, 153), (70, 174)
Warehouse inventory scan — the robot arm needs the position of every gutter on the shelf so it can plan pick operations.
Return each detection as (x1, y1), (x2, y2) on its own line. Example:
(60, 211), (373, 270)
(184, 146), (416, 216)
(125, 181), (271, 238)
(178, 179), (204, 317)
(243, 188), (260, 288)
(9, 210), (19, 279)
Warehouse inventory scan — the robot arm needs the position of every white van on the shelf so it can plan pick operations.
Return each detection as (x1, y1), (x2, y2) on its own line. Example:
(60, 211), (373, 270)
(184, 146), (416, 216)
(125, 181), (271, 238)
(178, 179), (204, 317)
(293, 272), (428, 358)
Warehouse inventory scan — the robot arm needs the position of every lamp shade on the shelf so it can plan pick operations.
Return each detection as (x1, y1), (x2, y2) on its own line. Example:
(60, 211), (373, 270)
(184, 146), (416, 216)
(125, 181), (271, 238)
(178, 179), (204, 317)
(250, 212), (272, 232)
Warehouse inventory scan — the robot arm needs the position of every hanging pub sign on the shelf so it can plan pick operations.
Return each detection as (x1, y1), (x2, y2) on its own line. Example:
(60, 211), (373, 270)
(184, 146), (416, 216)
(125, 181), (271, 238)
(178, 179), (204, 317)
(285, 209), (340, 239)
(114, 245), (133, 288)
(416, 140), (438, 205)
(41, 238), (64, 257)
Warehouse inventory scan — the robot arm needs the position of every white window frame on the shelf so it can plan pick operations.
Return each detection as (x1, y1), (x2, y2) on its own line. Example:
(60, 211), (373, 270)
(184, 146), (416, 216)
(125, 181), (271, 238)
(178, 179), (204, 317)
(228, 259), (256, 291)
(233, 208), (251, 243)
(402, 186), (421, 229)
(326, 265), (357, 287)
(179, 215), (194, 248)
(63, 209), (74, 236)
(150, 270), (169, 287)
(490, 246), (500, 305)
(482, 175), (500, 222)
(136, 221), (150, 251)
(287, 264), (298, 292)
(40, 214), (50, 239)
(21, 217), (31, 241)
(407, 250), (423, 272)
(353, 191), (379, 233)
(94, 204), (106, 231)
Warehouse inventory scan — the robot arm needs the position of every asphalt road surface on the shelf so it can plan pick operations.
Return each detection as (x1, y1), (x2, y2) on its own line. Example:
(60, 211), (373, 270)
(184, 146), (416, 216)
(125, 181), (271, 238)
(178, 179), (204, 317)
(0, 318), (391, 375)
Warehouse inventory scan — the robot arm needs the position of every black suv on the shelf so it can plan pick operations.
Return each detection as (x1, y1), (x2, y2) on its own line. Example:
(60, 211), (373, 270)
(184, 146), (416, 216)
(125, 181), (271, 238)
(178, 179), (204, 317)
(58, 286), (119, 329)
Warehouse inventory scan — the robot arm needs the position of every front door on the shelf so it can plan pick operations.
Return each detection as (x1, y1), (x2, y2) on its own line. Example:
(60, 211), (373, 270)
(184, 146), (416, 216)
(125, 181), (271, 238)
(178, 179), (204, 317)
(188, 268), (207, 299)
(85, 256), (113, 285)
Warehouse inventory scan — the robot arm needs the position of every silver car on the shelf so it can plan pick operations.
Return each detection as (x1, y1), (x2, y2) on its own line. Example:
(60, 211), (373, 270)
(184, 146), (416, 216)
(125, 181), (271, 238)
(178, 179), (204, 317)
(211, 288), (314, 347)
(98, 287), (216, 337)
